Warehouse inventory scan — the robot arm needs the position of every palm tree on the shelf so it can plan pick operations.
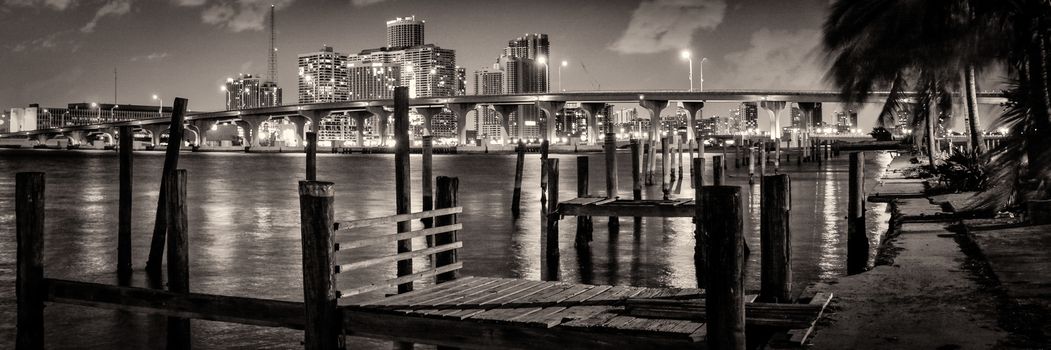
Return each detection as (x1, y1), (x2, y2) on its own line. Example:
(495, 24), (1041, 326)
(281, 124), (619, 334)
(824, 0), (1051, 208)
(823, 0), (995, 156)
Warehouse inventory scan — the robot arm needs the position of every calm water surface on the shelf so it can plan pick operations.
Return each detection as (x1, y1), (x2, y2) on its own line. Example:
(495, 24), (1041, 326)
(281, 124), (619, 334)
(0, 148), (890, 349)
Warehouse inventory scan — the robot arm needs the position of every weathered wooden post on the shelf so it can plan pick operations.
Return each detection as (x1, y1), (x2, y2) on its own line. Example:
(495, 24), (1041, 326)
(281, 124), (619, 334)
(748, 146), (756, 185)
(306, 132), (317, 181)
(541, 140), (550, 209)
(643, 142), (653, 186)
(298, 180), (343, 350)
(16, 172), (45, 350)
(146, 97), (188, 272)
(701, 185), (746, 350)
(165, 169), (191, 348)
(544, 158), (560, 281)
(576, 156), (592, 247)
(734, 136), (742, 169)
(118, 126), (133, 276)
(661, 136), (671, 199)
(688, 139), (696, 186)
(393, 86), (413, 293)
(721, 139), (728, 171)
(422, 135), (434, 233)
(677, 135), (684, 180)
(760, 174), (792, 303)
(605, 132), (619, 231)
(692, 159), (707, 289)
(632, 140), (643, 231)
(435, 176), (459, 283)
(848, 152), (869, 275)
(759, 142), (767, 179)
(713, 155), (725, 186)
(511, 141), (525, 218)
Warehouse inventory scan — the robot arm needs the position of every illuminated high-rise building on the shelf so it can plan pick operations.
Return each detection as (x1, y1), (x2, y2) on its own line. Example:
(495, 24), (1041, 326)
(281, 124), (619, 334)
(386, 16), (424, 49)
(297, 46), (349, 103)
(223, 74), (282, 110)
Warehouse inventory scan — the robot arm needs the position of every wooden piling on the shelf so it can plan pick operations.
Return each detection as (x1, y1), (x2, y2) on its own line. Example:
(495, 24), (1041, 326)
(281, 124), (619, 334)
(298, 181), (343, 350)
(545, 158), (560, 281)
(393, 86), (413, 294)
(146, 97), (188, 272)
(422, 135), (434, 232)
(631, 141), (643, 231)
(435, 176), (459, 283)
(748, 147), (755, 185)
(643, 142), (652, 186)
(734, 136), (741, 169)
(605, 133), (619, 231)
(760, 174), (792, 303)
(688, 140), (696, 186)
(713, 155), (725, 186)
(677, 136), (684, 180)
(118, 126), (133, 275)
(661, 136), (670, 199)
(16, 172), (45, 350)
(541, 140), (550, 209)
(511, 141), (525, 218)
(165, 169), (191, 348)
(759, 143), (767, 178)
(692, 159), (707, 289)
(306, 132), (317, 181)
(576, 156), (592, 247)
(701, 185), (746, 350)
(848, 152), (869, 275)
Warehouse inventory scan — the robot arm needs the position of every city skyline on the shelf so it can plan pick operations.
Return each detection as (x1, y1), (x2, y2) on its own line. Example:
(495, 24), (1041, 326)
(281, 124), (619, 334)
(0, 0), (1005, 130)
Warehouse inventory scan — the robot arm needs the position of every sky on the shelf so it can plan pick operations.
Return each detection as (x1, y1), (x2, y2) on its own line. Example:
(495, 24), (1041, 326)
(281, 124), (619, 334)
(0, 0), (1004, 130)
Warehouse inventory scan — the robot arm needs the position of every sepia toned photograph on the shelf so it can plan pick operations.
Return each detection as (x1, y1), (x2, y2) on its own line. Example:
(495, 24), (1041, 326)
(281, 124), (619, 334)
(1, 0), (1049, 348)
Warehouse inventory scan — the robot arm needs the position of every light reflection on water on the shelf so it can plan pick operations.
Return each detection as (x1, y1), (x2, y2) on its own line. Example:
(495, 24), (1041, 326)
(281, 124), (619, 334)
(0, 149), (890, 349)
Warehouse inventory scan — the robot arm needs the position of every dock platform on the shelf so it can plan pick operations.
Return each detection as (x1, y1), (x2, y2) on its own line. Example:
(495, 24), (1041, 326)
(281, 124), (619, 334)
(344, 276), (831, 349)
(557, 196), (696, 217)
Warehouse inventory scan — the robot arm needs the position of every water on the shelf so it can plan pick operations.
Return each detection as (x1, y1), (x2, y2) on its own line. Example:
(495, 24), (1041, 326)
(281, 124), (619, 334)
(0, 148), (890, 349)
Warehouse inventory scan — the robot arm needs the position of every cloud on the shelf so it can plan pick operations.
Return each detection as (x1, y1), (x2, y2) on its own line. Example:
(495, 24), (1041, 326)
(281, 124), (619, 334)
(172, 0), (205, 6)
(610, 0), (725, 54)
(198, 0), (292, 32)
(80, 0), (132, 33)
(8, 31), (67, 53)
(2, 0), (74, 10)
(351, 0), (389, 6)
(721, 28), (827, 90)
(130, 52), (170, 61)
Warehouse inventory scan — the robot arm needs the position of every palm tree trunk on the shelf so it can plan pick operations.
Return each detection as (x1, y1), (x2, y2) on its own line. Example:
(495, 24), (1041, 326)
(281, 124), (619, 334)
(964, 66), (983, 153)
(926, 104), (937, 167)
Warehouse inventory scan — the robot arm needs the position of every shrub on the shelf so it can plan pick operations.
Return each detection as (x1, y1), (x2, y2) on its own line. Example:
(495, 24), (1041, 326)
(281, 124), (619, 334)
(934, 148), (988, 192)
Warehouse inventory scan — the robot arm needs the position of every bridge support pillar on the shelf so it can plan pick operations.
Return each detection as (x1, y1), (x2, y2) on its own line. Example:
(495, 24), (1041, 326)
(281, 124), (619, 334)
(366, 106), (391, 147)
(797, 102), (820, 161)
(193, 120), (217, 146)
(580, 103), (609, 145)
(34, 134), (50, 146)
(759, 100), (787, 171)
(416, 107), (444, 138)
(682, 101), (704, 144)
(142, 124), (168, 147)
(537, 101), (567, 144)
(640, 99), (669, 184)
(446, 103), (477, 146)
(492, 104), (518, 146)
(293, 112), (320, 147)
(347, 111), (371, 147)
(239, 115), (271, 148)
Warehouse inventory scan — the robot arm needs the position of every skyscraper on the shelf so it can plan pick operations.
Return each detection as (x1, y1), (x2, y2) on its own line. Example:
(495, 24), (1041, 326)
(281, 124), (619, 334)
(297, 46), (349, 103)
(454, 67), (467, 96)
(386, 16), (424, 49)
(741, 102), (759, 131)
(224, 74), (281, 110)
(347, 62), (401, 100)
(473, 63), (505, 139)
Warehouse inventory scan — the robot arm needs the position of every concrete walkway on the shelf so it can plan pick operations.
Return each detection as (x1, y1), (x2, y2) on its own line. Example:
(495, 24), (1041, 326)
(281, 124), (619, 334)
(810, 212), (1009, 349)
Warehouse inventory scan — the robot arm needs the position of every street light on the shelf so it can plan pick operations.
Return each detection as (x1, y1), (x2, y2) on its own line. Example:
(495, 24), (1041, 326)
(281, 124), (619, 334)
(681, 50), (693, 91)
(110, 105), (119, 122)
(537, 56), (549, 91)
(559, 60), (568, 92)
(221, 85), (230, 110)
(699, 57), (708, 91)
(152, 94), (162, 118)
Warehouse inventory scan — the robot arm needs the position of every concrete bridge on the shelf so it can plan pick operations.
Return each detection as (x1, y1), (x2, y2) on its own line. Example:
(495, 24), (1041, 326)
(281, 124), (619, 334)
(0, 89), (1008, 148)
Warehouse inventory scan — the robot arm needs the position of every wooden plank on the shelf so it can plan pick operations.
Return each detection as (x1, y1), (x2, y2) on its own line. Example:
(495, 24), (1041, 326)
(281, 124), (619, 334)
(469, 282), (578, 322)
(352, 276), (477, 307)
(444, 281), (557, 320)
(513, 285), (612, 327)
(344, 309), (701, 350)
(334, 207), (463, 231)
(335, 223), (462, 250)
(420, 279), (537, 316)
(44, 278), (305, 329)
(784, 292), (833, 346)
(404, 278), (518, 311)
(339, 262), (463, 298)
(336, 241), (462, 272)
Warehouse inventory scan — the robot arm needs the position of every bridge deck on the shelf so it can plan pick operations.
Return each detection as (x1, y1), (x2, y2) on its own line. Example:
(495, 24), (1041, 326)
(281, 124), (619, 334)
(556, 197), (696, 217)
